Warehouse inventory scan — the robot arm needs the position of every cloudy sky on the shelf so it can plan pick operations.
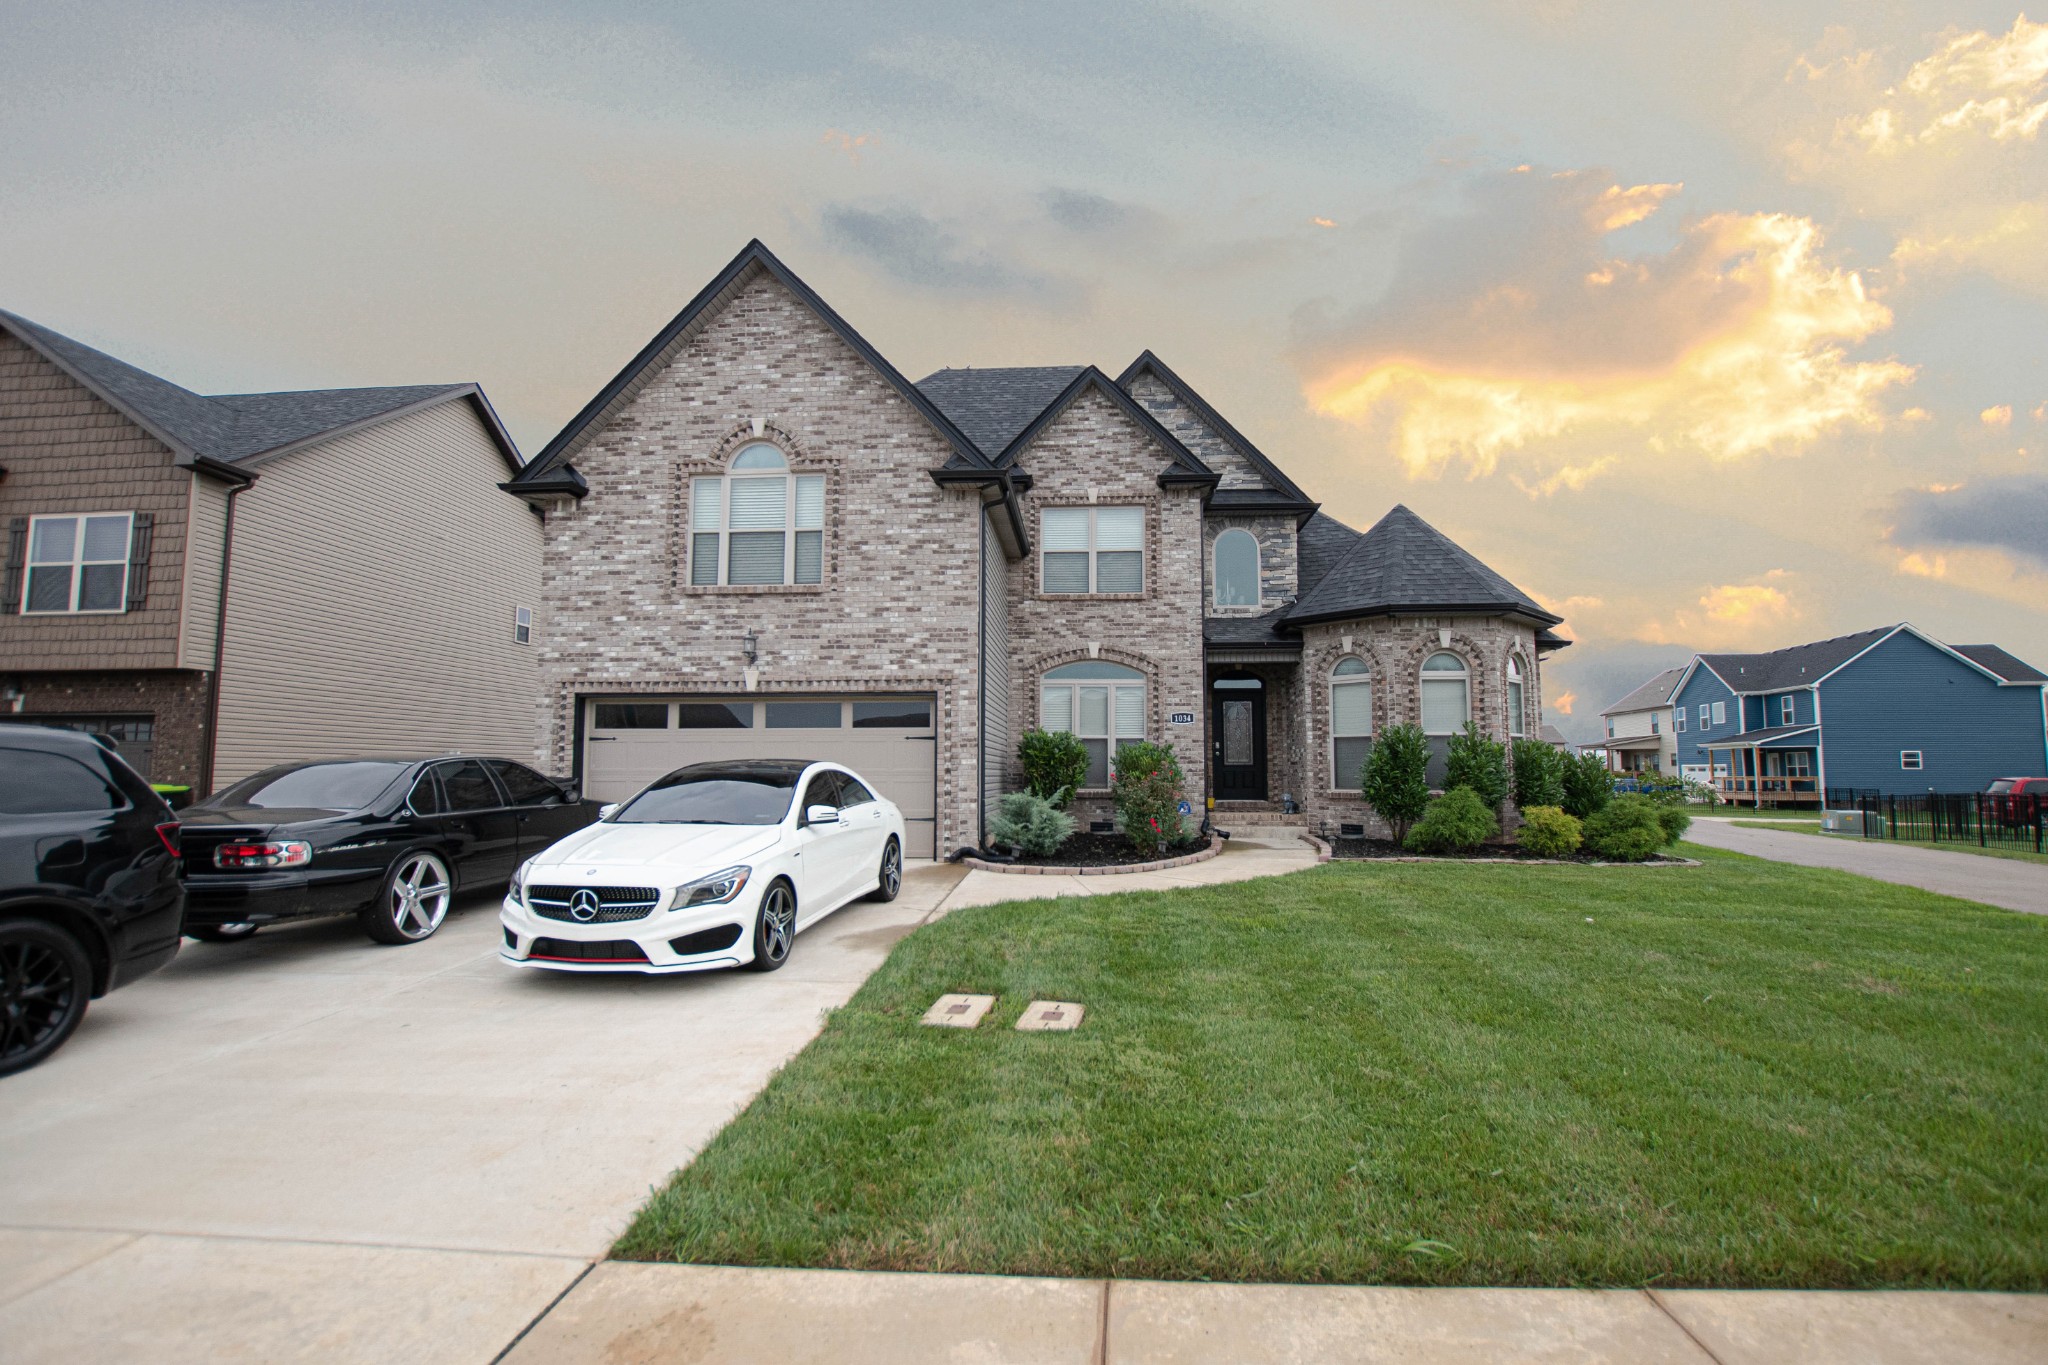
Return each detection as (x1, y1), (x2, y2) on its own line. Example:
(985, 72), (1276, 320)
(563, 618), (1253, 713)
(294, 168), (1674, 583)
(6, 1), (2045, 739)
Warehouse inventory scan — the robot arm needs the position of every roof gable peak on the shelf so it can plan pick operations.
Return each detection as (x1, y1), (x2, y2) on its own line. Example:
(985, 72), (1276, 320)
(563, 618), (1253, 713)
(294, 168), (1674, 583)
(1115, 349), (1315, 507)
(995, 365), (1215, 486)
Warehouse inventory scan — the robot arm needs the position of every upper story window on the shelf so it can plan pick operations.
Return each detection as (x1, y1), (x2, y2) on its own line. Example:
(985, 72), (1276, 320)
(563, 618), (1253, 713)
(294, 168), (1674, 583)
(1779, 695), (1795, 725)
(691, 444), (823, 587)
(1506, 656), (1526, 737)
(1900, 749), (1923, 770)
(19, 513), (133, 614)
(1040, 660), (1144, 787)
(1330, 657), (1372, 789)
(1698, 702), (1710, 730)
(1042, 507), (1142, 594)
(514, 606), (532, 645)
(1213, 528), (1259, 608)
(1419, 652), (1470, 734)
(1712, 700), (1726, 725)
(1675, 710), (1686, 733)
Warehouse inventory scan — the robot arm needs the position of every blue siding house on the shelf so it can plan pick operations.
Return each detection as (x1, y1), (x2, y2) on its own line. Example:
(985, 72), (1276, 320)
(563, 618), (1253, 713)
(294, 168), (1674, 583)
(1656, 625), (2048, 805)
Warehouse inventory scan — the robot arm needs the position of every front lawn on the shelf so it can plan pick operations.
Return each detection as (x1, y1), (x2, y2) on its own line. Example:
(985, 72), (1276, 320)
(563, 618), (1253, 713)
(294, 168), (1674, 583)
(617, 849), (2048, 1288)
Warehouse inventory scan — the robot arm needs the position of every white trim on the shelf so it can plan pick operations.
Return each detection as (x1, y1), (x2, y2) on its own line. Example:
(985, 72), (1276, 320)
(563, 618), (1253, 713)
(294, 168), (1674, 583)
(1900, 749), (1923, 771)
(1813, 688), (1828, 797)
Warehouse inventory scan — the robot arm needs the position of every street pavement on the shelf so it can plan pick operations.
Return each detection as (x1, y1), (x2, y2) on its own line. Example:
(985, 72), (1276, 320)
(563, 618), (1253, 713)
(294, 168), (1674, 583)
(1686, 818), (2048, 915)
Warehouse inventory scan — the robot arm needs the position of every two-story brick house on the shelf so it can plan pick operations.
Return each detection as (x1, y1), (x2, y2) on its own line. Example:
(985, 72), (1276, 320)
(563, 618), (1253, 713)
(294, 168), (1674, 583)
(0, 310), (541, 792)
(505, 242), (1569, 855)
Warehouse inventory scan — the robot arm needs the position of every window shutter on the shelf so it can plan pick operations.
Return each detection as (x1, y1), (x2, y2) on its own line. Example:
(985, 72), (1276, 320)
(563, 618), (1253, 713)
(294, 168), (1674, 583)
(125, 512), (154, 612)
(1, 517), (24, 615)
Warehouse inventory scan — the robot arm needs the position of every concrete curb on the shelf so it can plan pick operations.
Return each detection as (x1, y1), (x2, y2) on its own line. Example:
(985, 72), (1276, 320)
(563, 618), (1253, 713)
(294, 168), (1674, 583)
(1301, 832), (1333, 864)
(960, 832), (1224, 877)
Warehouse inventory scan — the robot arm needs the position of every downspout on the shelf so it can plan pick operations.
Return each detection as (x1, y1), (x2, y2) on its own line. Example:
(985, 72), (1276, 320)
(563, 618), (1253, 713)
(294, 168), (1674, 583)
(201, 480), (250, 799)
(1198, 503), (1212, 830)
(977, 494), (989, 851)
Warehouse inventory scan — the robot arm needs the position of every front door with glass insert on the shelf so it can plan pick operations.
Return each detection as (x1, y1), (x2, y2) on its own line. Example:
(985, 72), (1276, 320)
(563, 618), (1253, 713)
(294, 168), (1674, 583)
(1212, 677), (1267, 801)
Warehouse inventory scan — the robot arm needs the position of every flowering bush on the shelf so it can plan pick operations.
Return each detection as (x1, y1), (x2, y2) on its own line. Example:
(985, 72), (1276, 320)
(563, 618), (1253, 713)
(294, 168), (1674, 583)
(1111, 740), (1188, 858)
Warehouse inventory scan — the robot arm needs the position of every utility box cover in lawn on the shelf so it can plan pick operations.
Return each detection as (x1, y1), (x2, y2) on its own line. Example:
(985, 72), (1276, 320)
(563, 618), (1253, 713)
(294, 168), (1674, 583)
(922, 994), (996, 1028)
(1015, 1001), (1085, 1032)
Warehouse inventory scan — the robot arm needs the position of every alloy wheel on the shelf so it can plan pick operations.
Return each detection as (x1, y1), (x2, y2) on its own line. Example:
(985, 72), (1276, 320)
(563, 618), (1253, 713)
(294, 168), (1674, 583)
(388, 853), (452, 939)
(1, 934), (79, 1067)
(881, 842), (901, 898)
(760, 884), (795, 963)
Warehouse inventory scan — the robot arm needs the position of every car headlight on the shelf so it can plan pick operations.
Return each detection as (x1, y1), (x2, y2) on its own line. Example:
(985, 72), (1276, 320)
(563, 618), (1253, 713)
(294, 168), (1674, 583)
(508, 858), (536, 906)
(669, 866), (750, 910)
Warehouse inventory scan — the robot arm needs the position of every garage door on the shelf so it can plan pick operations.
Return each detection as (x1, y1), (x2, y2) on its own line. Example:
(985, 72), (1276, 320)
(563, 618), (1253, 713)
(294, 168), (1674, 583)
(582, 695), (937, 858)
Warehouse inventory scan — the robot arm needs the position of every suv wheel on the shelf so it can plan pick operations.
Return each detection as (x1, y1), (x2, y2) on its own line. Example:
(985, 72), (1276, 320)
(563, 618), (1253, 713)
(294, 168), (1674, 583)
(0, 918), (92, 1077)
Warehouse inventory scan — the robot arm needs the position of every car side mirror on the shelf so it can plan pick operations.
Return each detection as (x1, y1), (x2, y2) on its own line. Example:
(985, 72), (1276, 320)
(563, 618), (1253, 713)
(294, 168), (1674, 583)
(558, 784), (581, 804)
(598, 803), (620, 821)
(806, 804), (841, 826)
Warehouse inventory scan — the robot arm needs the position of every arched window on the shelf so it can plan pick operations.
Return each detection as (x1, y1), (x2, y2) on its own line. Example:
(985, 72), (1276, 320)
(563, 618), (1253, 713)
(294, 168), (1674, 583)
(690, 442), (824, 586)
(1420, 652), (1469, 734)
(1330, 657), (1372, 789)
(1506, 656), (1526, 738)
(1041, 661), (1145, 788)
(1213, 528), (1260, 608)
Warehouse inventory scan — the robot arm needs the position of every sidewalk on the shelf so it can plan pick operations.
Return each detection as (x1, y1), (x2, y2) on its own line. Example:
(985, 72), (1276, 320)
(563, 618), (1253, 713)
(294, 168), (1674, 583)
(502, 1263), (2048, 1364)
(1686, 818), (2048, 916)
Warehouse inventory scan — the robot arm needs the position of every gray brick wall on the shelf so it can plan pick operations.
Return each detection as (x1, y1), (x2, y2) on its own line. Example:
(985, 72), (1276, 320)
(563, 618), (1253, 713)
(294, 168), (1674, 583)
(1125, 372), (1267, 491)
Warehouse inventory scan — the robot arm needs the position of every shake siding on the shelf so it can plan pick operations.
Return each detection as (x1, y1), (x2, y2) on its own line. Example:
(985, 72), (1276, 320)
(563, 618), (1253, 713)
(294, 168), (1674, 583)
(981, 509), (1013, 829)
(0, 331), (190, 668)
(178, 475), (231, 669)
(212, 400), (540, 783)
(1817, 632), (2045, 793)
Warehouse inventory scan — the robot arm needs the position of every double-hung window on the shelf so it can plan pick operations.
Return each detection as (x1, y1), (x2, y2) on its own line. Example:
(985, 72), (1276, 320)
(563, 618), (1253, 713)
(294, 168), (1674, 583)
(1711, 700), (1726, 726)
(691, 444), (823, 586)
(23, 513), (132, 614)
(1040, 661), (1144, 787)
(1330, 657), (1372, 789)
(1779, 695), (1795, 725)
(1675, 710), (1686, 734)
(1698, 702), (1710, 730)
(1042, 506), (1143, 594)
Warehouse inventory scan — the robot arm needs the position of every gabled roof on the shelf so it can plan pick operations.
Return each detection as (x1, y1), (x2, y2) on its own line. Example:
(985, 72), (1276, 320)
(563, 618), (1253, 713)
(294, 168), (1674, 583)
(510, 239), (988, 491)
(1114, 351), (1317, 511)
(1601, 666), (1686, 717)
(1953, 644), (2048, 684)
(1283, 504), (1560, 628)
(1696, 627), (1897, 694)
(978, 367), (1216, 487)
(0, 309), (520, 474)
(916, 366), (1084, 462)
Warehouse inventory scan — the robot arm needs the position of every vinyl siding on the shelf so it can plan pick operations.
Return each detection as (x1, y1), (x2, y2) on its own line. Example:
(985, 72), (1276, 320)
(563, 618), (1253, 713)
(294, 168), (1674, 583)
(1818, 631), (2047, 793)
(1672, 667), (1740, 770)
(211, 399), (541, 783)
(981, 506), (1011, 836)
(177, 474), (232, 669)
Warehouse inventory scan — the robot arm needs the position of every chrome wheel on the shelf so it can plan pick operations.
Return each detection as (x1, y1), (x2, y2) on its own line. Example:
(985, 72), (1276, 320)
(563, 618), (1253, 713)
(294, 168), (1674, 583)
(384, 852), (452, 941)
(746, 882), (796, 971)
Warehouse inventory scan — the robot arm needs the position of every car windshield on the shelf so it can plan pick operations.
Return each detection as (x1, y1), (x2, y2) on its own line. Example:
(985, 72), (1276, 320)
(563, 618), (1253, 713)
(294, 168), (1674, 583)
(612, 768), (798, 825)
(213, 761), (411, 812)
(1989, 780), (2015, 795)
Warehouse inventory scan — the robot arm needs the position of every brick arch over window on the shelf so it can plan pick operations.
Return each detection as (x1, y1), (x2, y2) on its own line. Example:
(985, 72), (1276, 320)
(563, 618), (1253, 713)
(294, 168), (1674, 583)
(678, 422), (839, 592)
(706, 419), (835, 470)
(1017, 645), (1168, 788)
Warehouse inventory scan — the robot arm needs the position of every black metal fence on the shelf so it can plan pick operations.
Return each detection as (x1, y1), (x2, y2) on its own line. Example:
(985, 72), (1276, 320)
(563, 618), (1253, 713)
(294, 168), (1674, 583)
(1828, 791), (2046, 854)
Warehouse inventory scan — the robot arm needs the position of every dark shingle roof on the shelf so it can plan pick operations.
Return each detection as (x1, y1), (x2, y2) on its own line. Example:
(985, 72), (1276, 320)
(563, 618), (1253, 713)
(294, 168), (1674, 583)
(1283, 504), (1558, 627)
(1697, 627), (1896, 693)
(915, 367), (1085, 461)
(1294, 512), (1362, 597)
(1204, 608), (1298, 648)
(0, 309), (513, 470)
(1953, 644), (2048, 684)
(1601, 666), (1686, 717)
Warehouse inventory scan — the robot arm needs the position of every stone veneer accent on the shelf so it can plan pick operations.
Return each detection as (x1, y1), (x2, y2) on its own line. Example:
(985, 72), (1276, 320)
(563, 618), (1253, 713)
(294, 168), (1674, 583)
(1201, 515), (1298, 615)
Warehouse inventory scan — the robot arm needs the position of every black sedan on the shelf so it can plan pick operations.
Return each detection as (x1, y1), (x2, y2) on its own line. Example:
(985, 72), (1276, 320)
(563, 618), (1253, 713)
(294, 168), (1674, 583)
(181, 756), (596, 945)
(1, 725), (185, 1075)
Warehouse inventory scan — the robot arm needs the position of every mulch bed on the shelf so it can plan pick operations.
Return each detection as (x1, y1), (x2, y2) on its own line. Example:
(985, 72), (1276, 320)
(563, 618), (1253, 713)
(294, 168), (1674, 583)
(985, 833), (1210, 868)
(1329, 836), (1685, 865)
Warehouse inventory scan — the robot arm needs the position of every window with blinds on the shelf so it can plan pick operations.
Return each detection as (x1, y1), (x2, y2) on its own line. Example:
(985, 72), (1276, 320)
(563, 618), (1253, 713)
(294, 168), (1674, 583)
(1040, 660), (1145, 787)
(1330, 656), (1372, 789)
(1041, 506), (1143, 594)
(690, 444), (823, 586)
(1506, 656), (1525, 737)
(1419, 652), (1470, 734)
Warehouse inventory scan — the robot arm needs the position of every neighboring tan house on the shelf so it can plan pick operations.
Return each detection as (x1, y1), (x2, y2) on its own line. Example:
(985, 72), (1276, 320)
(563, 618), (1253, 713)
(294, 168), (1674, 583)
(0, 310), (540, 793)
(1598, 666), (1682, 775)
(504, 241), (1570, 856)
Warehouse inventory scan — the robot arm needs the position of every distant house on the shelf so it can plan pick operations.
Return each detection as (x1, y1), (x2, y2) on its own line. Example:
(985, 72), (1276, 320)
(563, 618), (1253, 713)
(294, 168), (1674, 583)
(1538, 722), (1572, 752)
(1652, 625), (2048, 805)
(0, 310), (539, 793)
(1597, 666), (1682, 774)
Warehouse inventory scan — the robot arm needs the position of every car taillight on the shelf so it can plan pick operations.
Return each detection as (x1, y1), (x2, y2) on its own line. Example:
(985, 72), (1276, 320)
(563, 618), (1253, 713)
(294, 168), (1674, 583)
(214, 840), (312, 870)
(155, 822), (182, 856)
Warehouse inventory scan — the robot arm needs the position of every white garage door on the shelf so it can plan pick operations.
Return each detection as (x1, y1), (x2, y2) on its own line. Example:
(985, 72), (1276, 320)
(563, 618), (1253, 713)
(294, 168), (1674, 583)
(582, 695), (937, 858)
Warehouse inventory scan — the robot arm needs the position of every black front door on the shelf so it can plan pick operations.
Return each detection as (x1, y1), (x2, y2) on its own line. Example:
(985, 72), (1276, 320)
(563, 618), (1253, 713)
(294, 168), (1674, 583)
(1212, 679), (1268, 801)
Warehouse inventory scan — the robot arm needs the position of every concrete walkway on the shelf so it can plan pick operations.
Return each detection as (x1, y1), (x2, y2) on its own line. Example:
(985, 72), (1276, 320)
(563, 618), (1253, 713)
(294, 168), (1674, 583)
(501, 1263), (2048, 1364)
(1687, 819), (2048, 916)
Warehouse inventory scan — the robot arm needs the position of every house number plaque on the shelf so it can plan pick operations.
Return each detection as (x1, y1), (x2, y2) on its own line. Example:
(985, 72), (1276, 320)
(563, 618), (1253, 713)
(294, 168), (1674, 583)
(1169, 711), (1197, 725)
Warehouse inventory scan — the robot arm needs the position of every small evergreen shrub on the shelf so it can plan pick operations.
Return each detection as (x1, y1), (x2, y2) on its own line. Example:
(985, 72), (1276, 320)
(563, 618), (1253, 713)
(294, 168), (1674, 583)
(987, 791), (1077, 858)
(1403, 786), (1498, 854)
(1111, 740), (1188, 858)
(1017, 729), (1087, 807)
(1561, 751), (1614, 820)
(1362, 722), (1431, 842)
(1445, 723), (1510, 814)
(1581, 794), (1666, 861)
(1510, 738), (1565, 810)
(1653, 803), (1691, 846)
(1515, 805), (1583, 857)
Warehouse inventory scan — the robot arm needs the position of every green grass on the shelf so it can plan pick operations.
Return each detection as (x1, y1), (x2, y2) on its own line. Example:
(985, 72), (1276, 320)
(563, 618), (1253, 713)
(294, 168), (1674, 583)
(1729, 820), (2048, 866)
(617, 849), (2048, 1289)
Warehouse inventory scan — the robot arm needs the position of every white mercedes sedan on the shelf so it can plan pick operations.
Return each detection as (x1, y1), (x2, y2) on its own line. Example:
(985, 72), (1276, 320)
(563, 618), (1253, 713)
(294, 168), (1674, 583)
(500, 759), (905, 974)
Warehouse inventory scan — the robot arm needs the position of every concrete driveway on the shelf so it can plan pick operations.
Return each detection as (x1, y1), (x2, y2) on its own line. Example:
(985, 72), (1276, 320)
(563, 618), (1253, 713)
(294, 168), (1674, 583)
(1687, 819), (2048, 916)
(0, 862), (963, 1363)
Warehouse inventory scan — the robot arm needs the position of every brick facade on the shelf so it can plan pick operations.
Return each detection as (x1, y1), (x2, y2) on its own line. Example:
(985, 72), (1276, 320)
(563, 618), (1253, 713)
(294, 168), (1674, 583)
(12, 669), (214, 786)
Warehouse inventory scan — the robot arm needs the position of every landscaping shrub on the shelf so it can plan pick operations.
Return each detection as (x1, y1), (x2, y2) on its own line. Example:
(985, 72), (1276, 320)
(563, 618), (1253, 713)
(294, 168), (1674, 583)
(987, 791), (1077, 858)
(1515, 805), (1583, 857)
(1403, 786), (1498, 854)
(1445, 723), (1510, 815)
(1654, 803), (1691, 846)
(1510, 738), (1565, 810)
(1361, 722), (1431, 842)
(1017, 729), (1087, 807)
(1561, 751), (1614, 820)
(1581, 794), (1666, 861)
(1111, 740), (1188, 858)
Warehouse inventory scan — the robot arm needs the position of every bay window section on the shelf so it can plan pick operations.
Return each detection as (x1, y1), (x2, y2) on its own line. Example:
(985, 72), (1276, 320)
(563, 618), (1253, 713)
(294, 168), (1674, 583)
(1042, 506), (1143, 594)
(1040, 661), (1145, 787)
(689, 444), (823, 587)
(1330, 657), (1372, 789)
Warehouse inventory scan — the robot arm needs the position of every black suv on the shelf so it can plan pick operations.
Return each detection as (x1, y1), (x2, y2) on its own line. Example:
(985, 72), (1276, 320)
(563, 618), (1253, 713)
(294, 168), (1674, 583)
(0, 725), (185, 1075)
